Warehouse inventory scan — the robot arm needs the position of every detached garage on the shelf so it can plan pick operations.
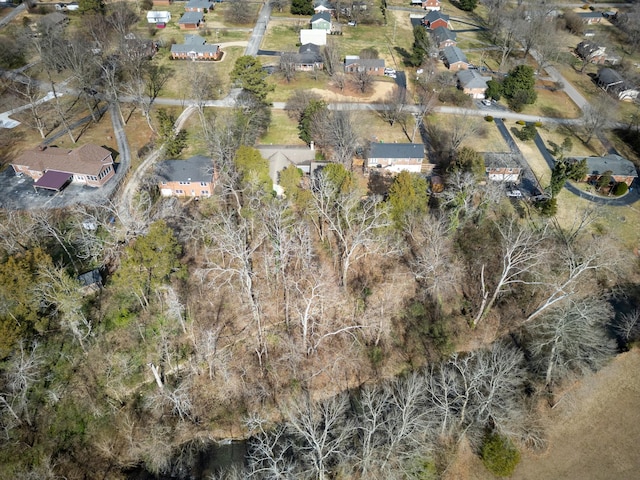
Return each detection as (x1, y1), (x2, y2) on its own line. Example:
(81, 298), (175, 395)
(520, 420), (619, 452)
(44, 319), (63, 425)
(33, 170), (72, 192)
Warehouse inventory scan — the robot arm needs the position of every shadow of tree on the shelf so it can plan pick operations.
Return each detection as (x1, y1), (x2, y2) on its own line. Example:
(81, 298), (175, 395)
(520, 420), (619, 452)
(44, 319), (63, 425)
(394, 46), (413, 67)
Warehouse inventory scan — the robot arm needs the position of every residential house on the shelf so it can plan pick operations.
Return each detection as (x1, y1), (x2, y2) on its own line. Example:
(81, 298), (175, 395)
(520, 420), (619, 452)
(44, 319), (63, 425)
(12, 144), (115, 190)
(367, 142), (426, 173)
(442, 45), (469, 71)
(311, 12), (332, 31)
(156, 155), (214, 198)
(575, 41), (619, 65)
(411, 0), (441, 10)
(431, 26), (457, 49)
(344, 55), (385, 75)
(422, 10), (451, 29)
(578, 11), (603, 24)
(292, 43), (324, 71)
(178, 11), (204, 29)
(257, 145), (318, 189)
(54, 2), (78, 11)
(146, 10), (171, 25)
(313, 0), (335, 15)
(457, 69), (491, 98)
(597, 67), (639, 101)
(185, 0), (214, 12)
(484, 153), (522, 182)
(300, 29), (327, 46)
(573, 154), (638, 186)
(171, 35), (221, 60)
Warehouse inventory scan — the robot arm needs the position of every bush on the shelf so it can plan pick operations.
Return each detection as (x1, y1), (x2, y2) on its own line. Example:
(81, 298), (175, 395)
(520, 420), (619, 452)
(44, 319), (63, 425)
(484, 115), (494, 122)
(534, 121), (542, 128)
(613, 182), (629, 196)
(516, 120), (526, 125)
(481, 433), (521, 477)
(537, 197), (557, 216)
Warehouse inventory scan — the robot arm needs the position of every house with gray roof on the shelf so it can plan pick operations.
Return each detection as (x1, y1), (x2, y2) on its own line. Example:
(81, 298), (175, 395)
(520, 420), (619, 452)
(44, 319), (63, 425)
(574, 154), (638, 187)
(171, 35), (221, 60)
(431, 26), (457, 49)
(311, 12), (332, 30)
(257, 145), (319, 191)
(457, 69), (491, 98)
(367, 142), (426, 173)
(156, 155), (214, 198)
(597, 68), (639, 101)
(179, 11), (203, 29)
(185, 0), (214, 12)
(442, 46), (468, 71)
(292, 44), (324, 71)
(578, 11), (603, 24)
(313, 0), (335, 14)
(422, 10), (451, 29)
(344, 55), (385, 75)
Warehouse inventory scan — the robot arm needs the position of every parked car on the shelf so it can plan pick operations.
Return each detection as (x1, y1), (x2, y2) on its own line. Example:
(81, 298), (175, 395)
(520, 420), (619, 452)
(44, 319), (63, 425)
(347, 20), (357, 26)
(481, 99), (492, 106)
(386, 73), (397, 79)
(384, 67), (396, 74)
(506, 190), (523, 198)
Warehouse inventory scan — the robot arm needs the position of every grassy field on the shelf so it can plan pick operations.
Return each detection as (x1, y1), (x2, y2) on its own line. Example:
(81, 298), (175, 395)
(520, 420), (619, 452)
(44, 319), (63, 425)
(259, 110), (306, 145)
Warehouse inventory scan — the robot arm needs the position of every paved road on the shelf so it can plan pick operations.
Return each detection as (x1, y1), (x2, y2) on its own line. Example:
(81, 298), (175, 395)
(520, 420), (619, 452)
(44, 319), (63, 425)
(0, 3), (25, 28)
(494, 118), (543, 196)
(245, 1), (272, 56)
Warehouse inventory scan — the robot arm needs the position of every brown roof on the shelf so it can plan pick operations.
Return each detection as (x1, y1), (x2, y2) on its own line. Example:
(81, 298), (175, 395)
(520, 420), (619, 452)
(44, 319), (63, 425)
(13, 144), (113, 176)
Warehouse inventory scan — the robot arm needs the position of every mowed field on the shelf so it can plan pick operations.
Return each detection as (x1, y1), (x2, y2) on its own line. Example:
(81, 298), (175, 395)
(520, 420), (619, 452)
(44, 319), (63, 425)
(445, 349), (640, 480)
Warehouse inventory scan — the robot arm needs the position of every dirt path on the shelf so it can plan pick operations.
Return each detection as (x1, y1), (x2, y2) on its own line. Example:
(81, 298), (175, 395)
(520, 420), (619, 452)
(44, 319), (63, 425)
(118, 106), (196, 226)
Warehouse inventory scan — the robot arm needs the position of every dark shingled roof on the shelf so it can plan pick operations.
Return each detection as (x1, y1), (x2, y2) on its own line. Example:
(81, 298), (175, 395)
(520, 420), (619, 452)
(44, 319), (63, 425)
(432, 26), (457, 44)
(442, 46), (468, 65)
(33, 170), (72, 191)
(156, 155), (213, 183)
(179, 11), (204, 24)
(311, 12), (331, 23)
(368, 143), (424, 159)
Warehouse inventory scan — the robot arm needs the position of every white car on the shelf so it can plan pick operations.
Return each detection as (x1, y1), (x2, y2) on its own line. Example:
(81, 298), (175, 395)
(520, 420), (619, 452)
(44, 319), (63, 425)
(384, 67), (396, 74)
(347, 20), (357, 26)
(481, 99), (492, 106)
(506, 190), (523, 198)
(386, 73), (397, 79)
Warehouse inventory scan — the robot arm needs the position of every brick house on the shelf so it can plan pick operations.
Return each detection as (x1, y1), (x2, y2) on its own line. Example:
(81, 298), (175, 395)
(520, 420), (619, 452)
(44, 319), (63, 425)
(484, 153), (522, 182)
(442, 45), (469, 71)
(578, 11), (603, 24)
(12, 144), (115, 190)
(367, 142), (426, 173)
(178, 11), (203, 29)
(156, 155), (215, 198)
(431, 26), (457, 49)
(457, 69), (491, 98)
(185, 0), (213, 12)
(344, 56), (385, 75)
(422, 10), (451, 29)
(171, 35), (221, 60)
(574, 154), (638, 186)
(292, 43), (324, 71)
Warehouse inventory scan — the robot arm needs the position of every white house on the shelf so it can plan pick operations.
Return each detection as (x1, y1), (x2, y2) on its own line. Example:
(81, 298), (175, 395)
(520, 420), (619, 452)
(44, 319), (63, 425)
(147, 11), (171, 24)
(300, 29), (327, 46)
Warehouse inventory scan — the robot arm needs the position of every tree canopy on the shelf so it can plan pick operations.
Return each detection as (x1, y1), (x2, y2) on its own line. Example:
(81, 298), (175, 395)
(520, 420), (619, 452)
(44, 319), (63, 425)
(230, 56), (274, 102)
(234, 145), (272, 192)
(388, 171), (429, 229)
(502, 65), (537, 112)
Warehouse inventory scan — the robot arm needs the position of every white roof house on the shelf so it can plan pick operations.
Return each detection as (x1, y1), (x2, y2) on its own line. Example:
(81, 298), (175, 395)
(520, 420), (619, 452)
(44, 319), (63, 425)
(147, 11), (171, 24)
(300, 29), (327, 46)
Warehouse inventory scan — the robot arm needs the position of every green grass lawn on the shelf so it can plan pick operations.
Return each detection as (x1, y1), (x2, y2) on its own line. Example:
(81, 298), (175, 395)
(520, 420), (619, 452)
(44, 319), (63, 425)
(261, 21), (303, 51)
(259, 110), (306, 145)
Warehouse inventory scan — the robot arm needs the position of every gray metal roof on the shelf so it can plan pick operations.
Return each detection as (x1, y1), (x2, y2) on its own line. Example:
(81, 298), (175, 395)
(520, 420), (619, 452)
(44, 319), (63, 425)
(442, 46), (468, 65)
(581, 154), (638, 178)
(368, 142), (424, 159)
(457, 69), (490, 88)
(156, 155), (213, 183)
(295, 43), (323, 63)
(171, 35), (219, 55)
(578, 11), (603, 18)
(179, 11), (204, 24)
(311, 12), (331, 23)
(186, 0), (213, 8)
(432, 26), (456, 43)
(597, 67), (623, 86)
(424, 10), (449, 23)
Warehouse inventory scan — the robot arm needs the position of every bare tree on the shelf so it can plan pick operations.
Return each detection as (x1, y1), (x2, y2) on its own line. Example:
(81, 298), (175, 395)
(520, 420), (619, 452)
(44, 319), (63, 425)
(284, 89), (320, 122)
(285, 393), (353, 480)
(409, 215), (461, 304)
(525, 297), (617, 388)
(322, 39), (341, 77)
(311, 171), (395, 287)
(442, 171), (503, 229)
(313, 110), (360, 168)
(331, 73), (346, 92)
(472, 218), (548, 327)
(10, 73), (51, 139)
(352, 69), (373, 94)
(1, 341), (42, 427)
(378, 85), (407, 127)
(245, 415), (296, 479)
(613, 309), (640, 345)
(279, 51), (297, 83)
(187, 63), (219, 135)
(122, 64), (172, 131)
(581, 95), (615, 144)
(225, 0), (254, 24)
